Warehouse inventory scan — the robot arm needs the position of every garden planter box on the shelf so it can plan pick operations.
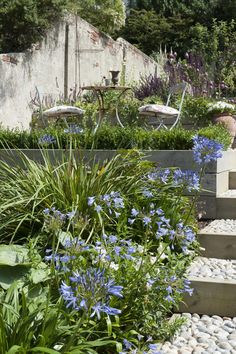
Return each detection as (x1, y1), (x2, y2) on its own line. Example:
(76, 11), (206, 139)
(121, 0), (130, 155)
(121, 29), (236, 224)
(1, 149), (236, 219)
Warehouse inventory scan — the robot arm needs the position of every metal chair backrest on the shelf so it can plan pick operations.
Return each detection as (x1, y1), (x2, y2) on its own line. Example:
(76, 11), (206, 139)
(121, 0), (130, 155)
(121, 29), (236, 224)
(166, 82), (188, 129)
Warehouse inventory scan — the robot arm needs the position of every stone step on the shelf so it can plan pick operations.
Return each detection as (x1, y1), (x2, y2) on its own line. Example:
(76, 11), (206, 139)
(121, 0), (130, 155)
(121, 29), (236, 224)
(216, 190), (236, 219)
(179, 257), (236, 317)
(229, 169), (236, 189)
(198, 220), (236, 259)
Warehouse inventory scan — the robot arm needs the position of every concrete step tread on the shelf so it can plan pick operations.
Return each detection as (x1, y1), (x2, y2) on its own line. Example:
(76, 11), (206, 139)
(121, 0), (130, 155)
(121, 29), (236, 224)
(180, 257), (236, 316)
(187, 256), (236, 282)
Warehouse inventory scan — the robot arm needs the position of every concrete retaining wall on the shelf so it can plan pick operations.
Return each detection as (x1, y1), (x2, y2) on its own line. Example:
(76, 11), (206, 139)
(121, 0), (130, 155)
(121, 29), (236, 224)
(0, 15), (163, 130)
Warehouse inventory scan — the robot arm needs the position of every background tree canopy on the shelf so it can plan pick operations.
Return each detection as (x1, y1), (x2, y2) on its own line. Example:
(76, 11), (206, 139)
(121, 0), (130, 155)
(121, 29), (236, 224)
(0, 0), (66, 53)
(0, 0), (125, 53)
(67, 0), (126, 35)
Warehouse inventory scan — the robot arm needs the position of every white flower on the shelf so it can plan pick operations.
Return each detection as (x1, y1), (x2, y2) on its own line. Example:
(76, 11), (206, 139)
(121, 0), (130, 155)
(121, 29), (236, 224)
(207, 101), (235, 114)
(110, 262), (119, 270)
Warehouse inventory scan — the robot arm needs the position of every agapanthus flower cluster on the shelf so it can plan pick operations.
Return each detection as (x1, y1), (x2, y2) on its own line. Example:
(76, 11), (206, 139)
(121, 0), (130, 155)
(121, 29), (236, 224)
(43, 207), (76, 230)
(146, 271), (193, 305)
(96, 233), (140, 265)
(176, 222), (196, 253)
(60, 267), (122, 319)
(192, 135), (223, 165)
(88, 191), (125, 217)
(173, 169), (200, 192)
(64, 124), (84, 134)
(44, 238), (89, 270)
(147, 169), (170, 184)
(147, 167), (200, 192)
(127, 203), (196, 253)
(119, 337), (162, 354)
(38, 134), (56, 146)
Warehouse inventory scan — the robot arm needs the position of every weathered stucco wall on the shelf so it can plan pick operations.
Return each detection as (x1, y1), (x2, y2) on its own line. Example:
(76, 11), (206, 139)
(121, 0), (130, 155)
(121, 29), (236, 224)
(0, 15), (163, 129)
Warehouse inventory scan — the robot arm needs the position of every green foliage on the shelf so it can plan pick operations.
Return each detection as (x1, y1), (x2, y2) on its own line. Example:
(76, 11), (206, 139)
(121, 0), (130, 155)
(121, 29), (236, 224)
(127, 0), (236, 24)
(0, 151), (151, 241)
(181, 95), (212, 127)
(67, 0), (126, 34)
(0, 0), (66, 53)
(0, 124), (231, 151)
(119, 9), (193, 55)
(0, 130), (225, 351)
(0, 0), (126, 53)
(189, 20), (236, 94)
(198, 125), (232, 149)
(0, 145), (202, 350)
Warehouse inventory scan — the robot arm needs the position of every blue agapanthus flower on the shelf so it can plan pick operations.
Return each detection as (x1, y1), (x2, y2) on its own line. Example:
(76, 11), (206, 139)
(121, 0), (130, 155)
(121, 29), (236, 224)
(173, 169), (200, 192)
(60, 267), (122, 319)
(64, 124), (83, 134)
(38, 134), (56, 145)
(192, 135), (223, 164)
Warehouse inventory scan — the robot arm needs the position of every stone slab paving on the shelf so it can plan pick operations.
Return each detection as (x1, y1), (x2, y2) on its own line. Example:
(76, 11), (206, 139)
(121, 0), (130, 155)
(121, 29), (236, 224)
(160, 313), (236, 354)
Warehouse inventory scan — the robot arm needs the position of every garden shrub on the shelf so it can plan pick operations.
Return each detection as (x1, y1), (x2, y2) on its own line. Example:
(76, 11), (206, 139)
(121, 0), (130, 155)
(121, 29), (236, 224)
(0, 124), (231, 150)
(181, 95), (212, 127)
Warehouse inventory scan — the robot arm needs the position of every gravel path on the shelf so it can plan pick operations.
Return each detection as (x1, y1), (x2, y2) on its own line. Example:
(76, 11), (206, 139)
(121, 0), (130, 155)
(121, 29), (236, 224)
(202, 219), (236, 234)
(187, 256), (236, 280)
(160, 313), (236, 354)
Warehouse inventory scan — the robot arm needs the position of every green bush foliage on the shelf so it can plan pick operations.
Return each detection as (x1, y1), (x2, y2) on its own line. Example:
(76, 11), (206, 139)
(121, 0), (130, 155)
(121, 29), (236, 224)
(0, 0), (66, 53)
(0, 125), (231, 151)
(181, 95), (212, 127)
(0, 0), (126, 53)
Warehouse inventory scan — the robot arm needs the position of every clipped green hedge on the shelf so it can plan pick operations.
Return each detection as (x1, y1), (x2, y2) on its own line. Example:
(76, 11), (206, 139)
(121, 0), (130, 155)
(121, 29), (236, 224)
(0, 124), (231, 150)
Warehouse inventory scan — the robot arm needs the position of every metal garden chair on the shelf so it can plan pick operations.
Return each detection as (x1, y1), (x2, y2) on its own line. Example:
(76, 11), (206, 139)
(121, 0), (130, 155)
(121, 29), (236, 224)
(138, 82), (188, 130)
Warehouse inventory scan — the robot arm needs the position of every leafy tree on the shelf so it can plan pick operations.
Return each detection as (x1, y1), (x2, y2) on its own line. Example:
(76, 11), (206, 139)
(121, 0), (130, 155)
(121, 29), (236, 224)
(189, 20), (236, 94)
(213, 0), (236, 22)
(0, 0), (126, 53)
(0, 0), (66, 53)
(67, 0), (126, 35)
(127, 0), (235, 24)
(119, 9), (193, 56)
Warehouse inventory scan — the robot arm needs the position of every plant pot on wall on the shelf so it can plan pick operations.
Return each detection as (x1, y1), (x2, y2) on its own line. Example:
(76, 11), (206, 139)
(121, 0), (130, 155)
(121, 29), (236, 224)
(212, 113), (236, 147)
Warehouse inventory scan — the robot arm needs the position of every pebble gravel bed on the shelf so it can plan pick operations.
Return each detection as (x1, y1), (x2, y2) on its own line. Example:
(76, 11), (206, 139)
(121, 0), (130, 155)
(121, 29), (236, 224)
(160, 313), (236, 354)
(186, 256), (236, 280)
(202, 219), (236, 234)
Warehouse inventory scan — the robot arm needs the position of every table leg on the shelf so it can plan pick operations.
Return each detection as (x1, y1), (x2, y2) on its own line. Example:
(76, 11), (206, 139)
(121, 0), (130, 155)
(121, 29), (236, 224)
(115, 88), (130, 127)
(93, 89), (105, 131)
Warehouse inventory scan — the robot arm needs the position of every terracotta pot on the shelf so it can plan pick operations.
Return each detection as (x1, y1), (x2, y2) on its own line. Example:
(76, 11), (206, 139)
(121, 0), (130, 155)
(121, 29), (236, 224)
(212, 113), (236, 147)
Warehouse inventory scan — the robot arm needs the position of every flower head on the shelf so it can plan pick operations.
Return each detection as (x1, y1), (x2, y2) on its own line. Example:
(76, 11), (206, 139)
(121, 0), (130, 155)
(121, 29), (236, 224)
(192, 135), (223, 165)
(38, 134), (56, 146)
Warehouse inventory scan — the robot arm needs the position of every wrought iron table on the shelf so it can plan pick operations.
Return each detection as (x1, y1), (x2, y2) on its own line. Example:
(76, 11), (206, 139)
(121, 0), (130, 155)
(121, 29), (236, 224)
(82, 85), (131, 130)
